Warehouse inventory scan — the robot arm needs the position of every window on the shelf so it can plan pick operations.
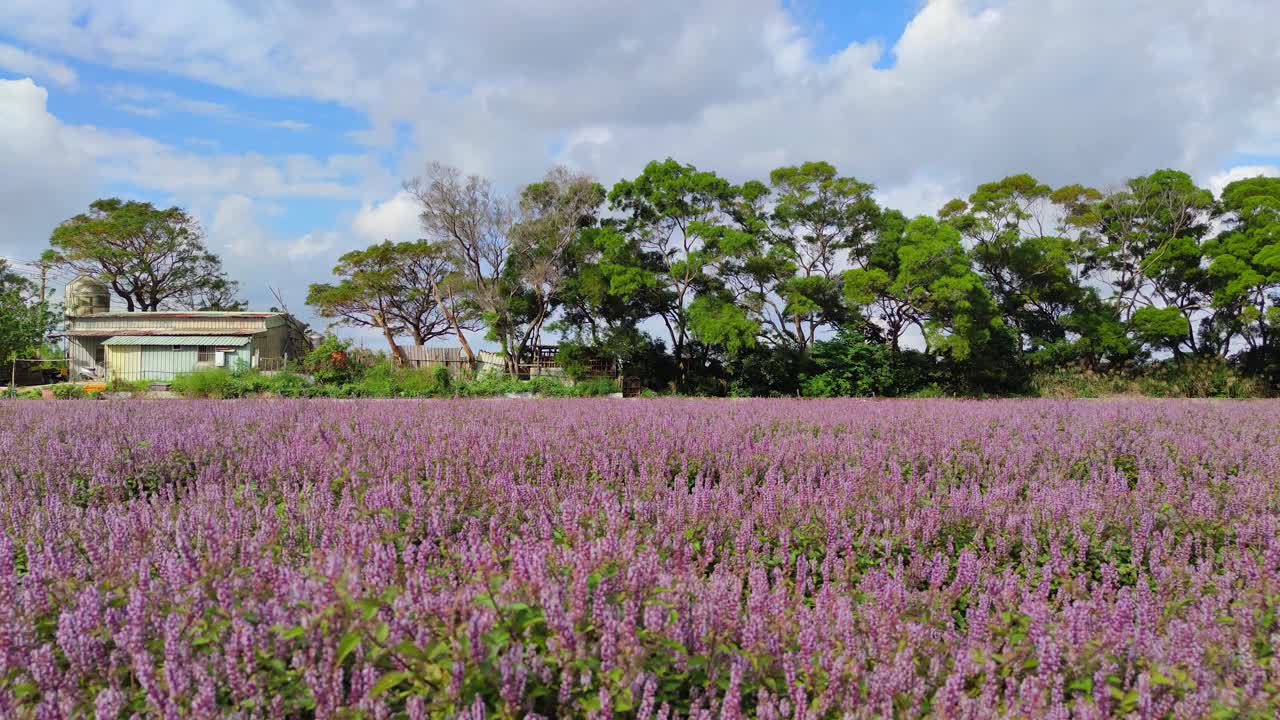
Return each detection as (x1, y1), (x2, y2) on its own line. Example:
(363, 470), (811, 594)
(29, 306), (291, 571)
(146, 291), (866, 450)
(197, 347), (214, 363)
(173, 345), (184, 352)
(94, 346), (105, 365)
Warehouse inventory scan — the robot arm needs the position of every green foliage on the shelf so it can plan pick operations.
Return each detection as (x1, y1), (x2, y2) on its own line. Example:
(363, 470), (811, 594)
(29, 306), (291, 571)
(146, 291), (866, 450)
(0, 260), (57, 363)
(169, 360), (618, 399)
(1138, 356), (1264, 398)
(106, 378), (151, 393)
(50, 383), (86, 400)
(1034, 357), (1267, 399)
(169, 367), (242, 399)
(800, 330), (893, 397)
(306, 239), (461, 361)
(302, 335), (360, 385)
(432, 365), (452, 389)
(1131, 306), (1192, 353)
(553, 341), (597, 382)
(686, 294), (757, 355)
(46, 198), (242, 311)
(725, 345), (806, 397)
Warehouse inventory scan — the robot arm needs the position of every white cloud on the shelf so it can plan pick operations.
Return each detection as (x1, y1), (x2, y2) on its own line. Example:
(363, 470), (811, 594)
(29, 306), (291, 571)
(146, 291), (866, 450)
(4, 0), (1280, 335)
(876, 178), (958, 219)
(0, 78), (96, 257)
(101, 84), (310, 131)
(1207, 165), (1280, 198)
(0, 42), (77, 88)
(285, 231), (338, 260)
(209, 194), (272, 258)
(352, 191), (421, 244)
(4, 0), (1274, 198)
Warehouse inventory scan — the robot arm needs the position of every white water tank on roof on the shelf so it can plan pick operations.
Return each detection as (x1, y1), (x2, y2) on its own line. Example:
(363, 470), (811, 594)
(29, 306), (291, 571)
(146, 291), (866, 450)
(64, 275), (111, 317)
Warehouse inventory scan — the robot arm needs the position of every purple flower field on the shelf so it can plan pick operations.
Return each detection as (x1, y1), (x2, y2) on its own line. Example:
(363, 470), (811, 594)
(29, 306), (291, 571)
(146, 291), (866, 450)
(1, 399), (1279, 719)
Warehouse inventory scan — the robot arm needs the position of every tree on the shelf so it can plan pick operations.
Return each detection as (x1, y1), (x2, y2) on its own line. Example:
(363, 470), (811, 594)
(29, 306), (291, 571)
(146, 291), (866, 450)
(844, 209), (923, 352)
(307, 240), (459, 365)
(892, 216), (1004, 361)
(408, 163), (517, 371)
(46, 199), (243, 311)
(1203, 176), (1280, 354)
(1074, 171), (1215, 352)
(607, 159), (758, 387)
(800, 329), (893, 397)
(1131, 306), (1193, 357)
(504, 167), (607, 368)
(742, 162), (879, 351)
(0, 260), (56, 363)
(940, 175), (1094, 353)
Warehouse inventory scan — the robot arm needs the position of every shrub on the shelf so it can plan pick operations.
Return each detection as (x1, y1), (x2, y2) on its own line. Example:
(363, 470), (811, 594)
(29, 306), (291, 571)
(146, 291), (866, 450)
(106, 378), (151, 394)
(303, 335), (361, 385)
(432, 365), (452, 390)
(50, 383), (86, 400)
(170, 368), (238, 398)
(1139, 355), (1264, 398)
(801, 330), (893, 397)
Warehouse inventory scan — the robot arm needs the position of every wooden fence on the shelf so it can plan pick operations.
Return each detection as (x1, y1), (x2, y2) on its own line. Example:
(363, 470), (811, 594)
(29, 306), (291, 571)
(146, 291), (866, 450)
(401, 346), (505, 376)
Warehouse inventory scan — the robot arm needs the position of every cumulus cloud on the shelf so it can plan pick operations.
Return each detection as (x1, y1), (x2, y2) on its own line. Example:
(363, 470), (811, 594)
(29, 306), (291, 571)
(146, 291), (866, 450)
(0, 78), (96, 258)
(3, 0), (1280, 329)
(352, 191), (421, 244)
(1207, 165), (1280, 198)
(5, 0), (1275, 201)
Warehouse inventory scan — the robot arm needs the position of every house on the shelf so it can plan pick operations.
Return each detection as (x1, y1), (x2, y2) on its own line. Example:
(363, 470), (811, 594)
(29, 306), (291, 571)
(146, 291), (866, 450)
(62, 277), (311, 383)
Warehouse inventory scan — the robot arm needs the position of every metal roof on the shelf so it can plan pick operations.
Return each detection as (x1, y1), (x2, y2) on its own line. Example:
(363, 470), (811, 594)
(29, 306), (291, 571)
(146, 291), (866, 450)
(82, 311), (282, 319)
(102, 336), (251, 347)
(67, 330), (263, 338)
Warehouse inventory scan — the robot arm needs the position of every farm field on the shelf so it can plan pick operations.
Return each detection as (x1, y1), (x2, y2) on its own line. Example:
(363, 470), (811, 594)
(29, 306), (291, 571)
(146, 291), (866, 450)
(1, 399), (1278, 719)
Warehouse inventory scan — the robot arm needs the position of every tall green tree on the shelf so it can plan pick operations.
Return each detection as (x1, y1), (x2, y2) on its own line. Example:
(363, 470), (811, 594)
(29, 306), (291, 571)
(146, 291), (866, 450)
(940, 175), (1094, 352)
(503, 167), (607, 369)
(742, 162), (879, 351)
(607, 159), (759, 387)
(843, 210), (920, 352)
(1074, 170), (1216, 354)
(1203, 176), (1280, 354)
(307, 240), (460, 365)
(893, 216), (1005, 361)
(0, 260), (57, 363)
(45, 198), (243, 311)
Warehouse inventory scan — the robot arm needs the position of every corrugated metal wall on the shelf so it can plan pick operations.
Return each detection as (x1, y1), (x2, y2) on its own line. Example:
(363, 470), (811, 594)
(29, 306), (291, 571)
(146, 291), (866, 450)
(251, 326), (290, 362)
(71, 315), (277, 333)
(105, 346), (142, 381)
(68, 338), (100, 379)
(105, 345), (253, 382)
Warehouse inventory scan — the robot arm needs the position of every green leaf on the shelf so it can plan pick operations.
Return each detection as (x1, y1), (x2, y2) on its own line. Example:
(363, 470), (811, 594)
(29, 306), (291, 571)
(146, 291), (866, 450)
(370, 670), (411, 697)
(337, 631), (361, 665)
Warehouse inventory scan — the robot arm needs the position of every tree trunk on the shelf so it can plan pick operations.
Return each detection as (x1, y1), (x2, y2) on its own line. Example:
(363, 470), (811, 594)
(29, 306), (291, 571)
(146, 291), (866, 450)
(429, 276), (475, 365)
(379, 317), (408, 367)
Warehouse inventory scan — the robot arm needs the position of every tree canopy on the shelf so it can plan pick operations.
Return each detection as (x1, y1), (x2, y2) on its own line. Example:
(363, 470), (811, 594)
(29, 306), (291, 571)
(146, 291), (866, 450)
(46, 198), (243, 312)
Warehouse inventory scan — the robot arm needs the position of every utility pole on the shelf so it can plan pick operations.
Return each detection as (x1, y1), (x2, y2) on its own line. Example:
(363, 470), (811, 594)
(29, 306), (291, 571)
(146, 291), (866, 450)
(37, 260), (48, 345)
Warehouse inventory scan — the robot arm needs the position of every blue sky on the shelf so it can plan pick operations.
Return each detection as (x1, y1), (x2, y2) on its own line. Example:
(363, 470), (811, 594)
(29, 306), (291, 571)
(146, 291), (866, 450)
(1, 0), (1277, 340)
